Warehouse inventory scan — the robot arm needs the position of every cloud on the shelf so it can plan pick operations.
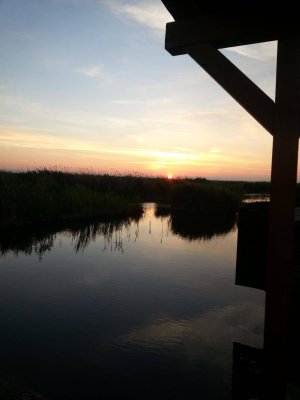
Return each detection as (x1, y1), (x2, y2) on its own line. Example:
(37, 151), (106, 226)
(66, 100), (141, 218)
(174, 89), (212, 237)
(111, 96), (176, 107)
(107, 0), (172, 33)
(224, 41), (277, 61)
(77, 65), (104, 78)
(0, 91), (42, 114)
(0, 127), (194, 160)
(76, 64), (112, 84)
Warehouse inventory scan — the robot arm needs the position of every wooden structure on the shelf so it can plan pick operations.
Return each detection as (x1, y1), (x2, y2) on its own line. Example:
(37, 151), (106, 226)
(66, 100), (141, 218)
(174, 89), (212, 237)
(161, 2), (300, 398)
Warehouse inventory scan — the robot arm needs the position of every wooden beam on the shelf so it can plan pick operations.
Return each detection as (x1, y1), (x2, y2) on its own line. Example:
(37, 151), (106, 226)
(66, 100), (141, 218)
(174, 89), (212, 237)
(161, 0), (196, 21)
(186, 43), (274, 134)
(166, 16), (281, 55)
(264, 35), (300, 398)
(161, 1), (293, 22)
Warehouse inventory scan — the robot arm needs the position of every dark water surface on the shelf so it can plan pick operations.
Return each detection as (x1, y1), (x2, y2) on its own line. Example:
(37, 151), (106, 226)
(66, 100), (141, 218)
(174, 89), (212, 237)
(0, 204), (265, 399)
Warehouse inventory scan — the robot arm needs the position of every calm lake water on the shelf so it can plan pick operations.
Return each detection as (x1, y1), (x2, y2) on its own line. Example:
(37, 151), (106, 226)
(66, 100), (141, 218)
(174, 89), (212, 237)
(0, 204), (265, 400)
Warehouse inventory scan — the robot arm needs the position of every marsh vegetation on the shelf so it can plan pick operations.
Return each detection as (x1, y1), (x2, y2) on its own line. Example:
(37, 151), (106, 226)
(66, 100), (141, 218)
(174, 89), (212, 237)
(0, 170), (247, 228)
(1, 169), (284, 229)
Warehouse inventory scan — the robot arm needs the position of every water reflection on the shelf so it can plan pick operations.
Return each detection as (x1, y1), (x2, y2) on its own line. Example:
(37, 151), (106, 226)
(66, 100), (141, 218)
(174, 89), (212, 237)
(0, 203), (263, 400)
(0, 226), (56, 258)
(155, 205), (236, 241)
(66, 219), (136, 253)
(0, 204), (237, 256)
(0, 216), (141, 258)
(170, 210), (236, 241)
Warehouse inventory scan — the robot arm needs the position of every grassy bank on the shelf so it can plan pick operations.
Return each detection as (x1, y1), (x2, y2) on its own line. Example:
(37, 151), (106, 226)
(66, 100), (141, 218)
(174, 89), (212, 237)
(0, 170), (245, 227)
(0, 170), (143, 227)
(170, 180), (242, 214)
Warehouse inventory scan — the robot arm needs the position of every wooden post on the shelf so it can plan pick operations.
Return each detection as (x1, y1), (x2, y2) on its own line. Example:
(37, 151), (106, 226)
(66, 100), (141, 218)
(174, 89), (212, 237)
(264, 36), (300, 398)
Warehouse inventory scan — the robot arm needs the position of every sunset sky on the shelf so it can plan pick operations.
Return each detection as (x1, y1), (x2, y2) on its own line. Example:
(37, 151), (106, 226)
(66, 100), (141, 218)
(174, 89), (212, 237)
(0, 0), (283, 180)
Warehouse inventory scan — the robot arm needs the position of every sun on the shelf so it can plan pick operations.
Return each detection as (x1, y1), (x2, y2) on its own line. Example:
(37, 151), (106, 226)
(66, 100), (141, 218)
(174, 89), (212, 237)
(167, 174), (173, 180)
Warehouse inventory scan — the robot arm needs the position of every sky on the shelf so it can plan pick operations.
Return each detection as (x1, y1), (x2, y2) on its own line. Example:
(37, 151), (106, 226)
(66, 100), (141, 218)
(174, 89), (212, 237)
(0, 0), (283, 180)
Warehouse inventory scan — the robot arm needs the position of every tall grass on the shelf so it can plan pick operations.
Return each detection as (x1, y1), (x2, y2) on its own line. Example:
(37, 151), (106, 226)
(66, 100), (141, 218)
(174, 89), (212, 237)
(0, 170), (143, 227)
(0, 169), (245, 227)
(170, 180), (243, 214)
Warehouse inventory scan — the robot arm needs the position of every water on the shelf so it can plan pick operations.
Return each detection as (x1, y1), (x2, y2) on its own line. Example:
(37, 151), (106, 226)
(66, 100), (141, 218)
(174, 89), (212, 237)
(243, 194), (270, 203)
(0, 204), (265, 399)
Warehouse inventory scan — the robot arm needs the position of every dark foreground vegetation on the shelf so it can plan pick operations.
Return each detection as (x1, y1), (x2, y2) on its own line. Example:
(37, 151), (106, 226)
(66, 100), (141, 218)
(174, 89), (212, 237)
(0, 170), (144, 227)
(0, 170), (273, 228)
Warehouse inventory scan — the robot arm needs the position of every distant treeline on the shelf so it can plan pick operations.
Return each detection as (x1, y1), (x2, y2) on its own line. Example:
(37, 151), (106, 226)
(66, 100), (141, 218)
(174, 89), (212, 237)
(0, 170), (275, 227)
(210, 180), (271, 194)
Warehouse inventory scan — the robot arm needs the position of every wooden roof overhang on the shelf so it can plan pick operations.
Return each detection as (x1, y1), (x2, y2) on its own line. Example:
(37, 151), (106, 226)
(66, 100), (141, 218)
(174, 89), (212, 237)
(162, 2), (299, 52)
(162, 3), (300, 135)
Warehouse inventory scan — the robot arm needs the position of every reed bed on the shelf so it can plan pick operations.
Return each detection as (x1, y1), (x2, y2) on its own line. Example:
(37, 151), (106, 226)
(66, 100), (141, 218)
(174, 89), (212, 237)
(0, 169), (248, 227)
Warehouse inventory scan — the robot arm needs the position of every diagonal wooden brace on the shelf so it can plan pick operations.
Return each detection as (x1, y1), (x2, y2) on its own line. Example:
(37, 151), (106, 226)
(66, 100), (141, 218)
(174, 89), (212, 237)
(185, 43), (275, 134)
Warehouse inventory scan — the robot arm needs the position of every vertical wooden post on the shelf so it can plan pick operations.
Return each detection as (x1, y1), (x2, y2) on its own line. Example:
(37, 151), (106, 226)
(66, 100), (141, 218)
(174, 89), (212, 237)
(264, 36), (300, 398)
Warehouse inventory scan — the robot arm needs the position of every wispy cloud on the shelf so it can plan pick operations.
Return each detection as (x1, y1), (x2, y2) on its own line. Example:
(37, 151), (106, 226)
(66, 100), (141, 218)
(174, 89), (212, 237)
(111, 96), (176, 106)
(107, 0), (172, 33)
(77, 65), (104, 78)
(224, 41), (277, 61)
(76, 64), (112, 84)
(0, 127), (192, 158)
(0, 91), (42, 114)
